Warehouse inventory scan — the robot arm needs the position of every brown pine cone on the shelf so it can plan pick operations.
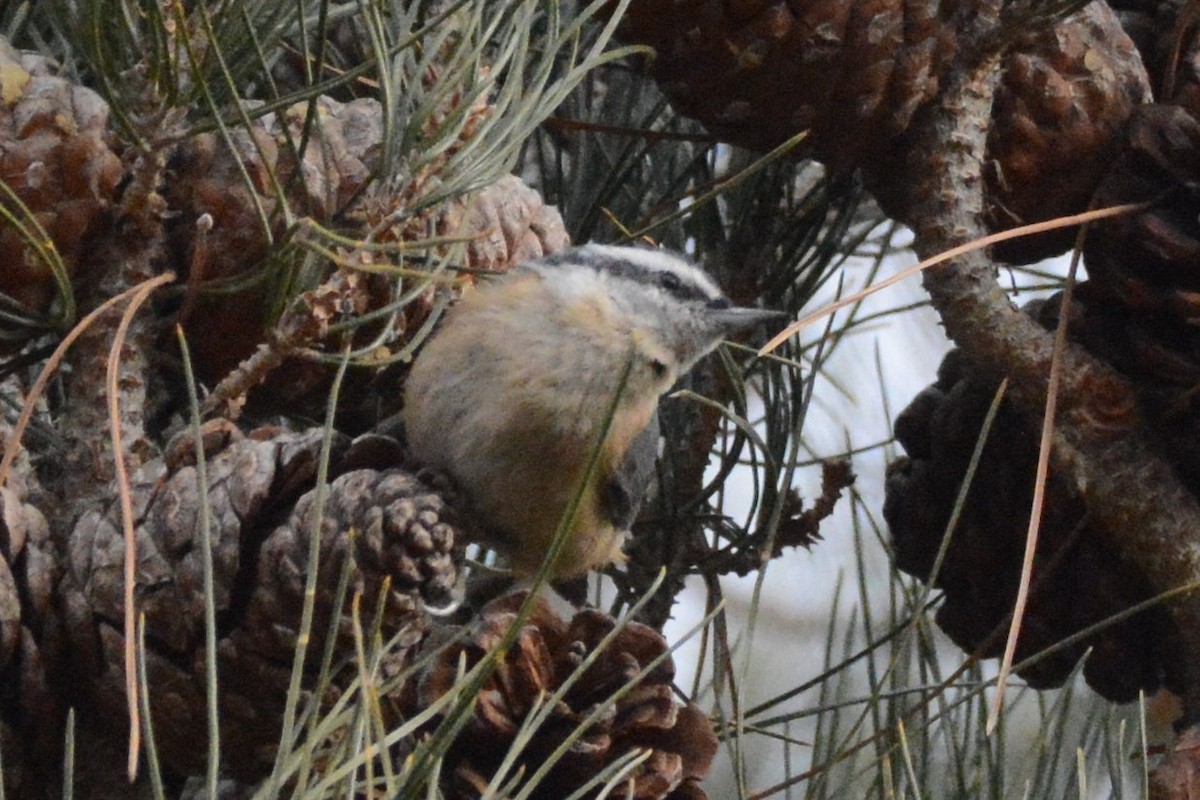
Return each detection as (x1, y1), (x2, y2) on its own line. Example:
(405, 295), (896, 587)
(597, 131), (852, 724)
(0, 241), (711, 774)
(212, 460), (462, 777)
(610, 0), (1148, 264)
(0, 473), (58, 798)
(1106, 0), (1200, 115)
(443, 174), (572, 274)
(611, 0), (955, 173)
(351, 170), (572, 409)
(164, 95), (384, 382)
(0, 36), (123, 340)
(1083, 103), (1200, 322)
(247, 172), (568, 427)
(56, 422), (464, 779)
(346, 171), (571, 337)
(167, 85), (568, 424)
(408, 591), (717, 800)
(979, 3), (1149, 263)
(884, 343), (1180, 701)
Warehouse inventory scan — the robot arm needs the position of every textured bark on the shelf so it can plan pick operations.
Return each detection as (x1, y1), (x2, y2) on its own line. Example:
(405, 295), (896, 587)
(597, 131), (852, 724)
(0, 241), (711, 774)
(902, 13), (1200, 718)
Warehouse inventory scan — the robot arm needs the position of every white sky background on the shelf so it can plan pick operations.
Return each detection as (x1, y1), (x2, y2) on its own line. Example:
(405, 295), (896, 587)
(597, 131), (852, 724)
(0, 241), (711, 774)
(657, 243), (1157, 797)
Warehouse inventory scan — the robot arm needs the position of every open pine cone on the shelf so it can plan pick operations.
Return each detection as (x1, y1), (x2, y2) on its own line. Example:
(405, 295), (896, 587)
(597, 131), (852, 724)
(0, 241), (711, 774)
(57, 423), (465, 779)
(0, 37), (122, 340)
(609, 0), (1148, 263)
(165, 91), (569, 420)
(163, 94), (386, 382)
(408, 591), (718, 800)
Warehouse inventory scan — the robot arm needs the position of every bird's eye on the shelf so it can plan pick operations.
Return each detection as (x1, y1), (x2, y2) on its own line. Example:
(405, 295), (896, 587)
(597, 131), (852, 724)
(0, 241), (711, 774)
(658, 271), (683, 292)
(650, 359), (668, 379)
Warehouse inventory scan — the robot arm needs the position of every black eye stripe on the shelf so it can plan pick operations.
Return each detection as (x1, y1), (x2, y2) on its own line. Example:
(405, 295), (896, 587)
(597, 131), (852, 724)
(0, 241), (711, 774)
(657, 272), (711, 302)
(593, 258), (712, 301)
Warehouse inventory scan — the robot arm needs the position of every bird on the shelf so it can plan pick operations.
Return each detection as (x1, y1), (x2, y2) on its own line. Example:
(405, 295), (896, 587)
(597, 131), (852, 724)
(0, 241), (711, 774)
(403, 243), (787, 580)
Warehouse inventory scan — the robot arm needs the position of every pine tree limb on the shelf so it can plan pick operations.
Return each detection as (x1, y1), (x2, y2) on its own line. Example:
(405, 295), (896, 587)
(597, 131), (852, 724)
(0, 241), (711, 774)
(904, 14), (1200, 720)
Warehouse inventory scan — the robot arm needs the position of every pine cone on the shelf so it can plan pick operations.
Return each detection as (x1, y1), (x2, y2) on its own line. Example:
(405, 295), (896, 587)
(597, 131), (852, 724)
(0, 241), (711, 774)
(0, 479), (59, 798)
(245, 172), (568, 428)
(56, 423), (464, 779)
(213, 460), (462, 777)
(0, 36), (122, 340)
(610, 1), (1148, 264)
(408, 591), (717, 800)
(164, 95), (384, 382)
(611, 0), (955, 173)
(884, 344), (1179, 701)
(1083, 103), (1200, 322)
(445, 174), (572, 274)
(165, 85), (568, 425)
(979, 3), (1149, 263)
(343, 172), (571, 424)
(347, 170), (571, 344)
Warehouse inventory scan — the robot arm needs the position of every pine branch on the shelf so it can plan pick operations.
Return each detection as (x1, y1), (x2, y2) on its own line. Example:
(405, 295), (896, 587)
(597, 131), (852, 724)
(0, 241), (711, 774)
(903, 8), (1200, 720)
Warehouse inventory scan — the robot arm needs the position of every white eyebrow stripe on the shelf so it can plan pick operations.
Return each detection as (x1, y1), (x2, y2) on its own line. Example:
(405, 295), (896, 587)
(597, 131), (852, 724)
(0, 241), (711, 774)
(575, 244), (725, 301)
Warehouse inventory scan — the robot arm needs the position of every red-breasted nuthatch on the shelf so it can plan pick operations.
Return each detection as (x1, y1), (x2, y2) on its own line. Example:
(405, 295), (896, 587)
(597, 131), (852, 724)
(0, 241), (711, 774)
(403, 244), (786, 580)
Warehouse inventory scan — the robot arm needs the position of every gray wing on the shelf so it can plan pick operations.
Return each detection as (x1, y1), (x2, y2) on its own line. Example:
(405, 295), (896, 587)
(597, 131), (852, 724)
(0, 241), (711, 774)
(600, 410), (660, 531)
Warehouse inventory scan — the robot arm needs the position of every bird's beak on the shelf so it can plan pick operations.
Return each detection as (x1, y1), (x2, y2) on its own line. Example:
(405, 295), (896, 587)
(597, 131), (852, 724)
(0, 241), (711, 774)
(708, 306), (791, 337)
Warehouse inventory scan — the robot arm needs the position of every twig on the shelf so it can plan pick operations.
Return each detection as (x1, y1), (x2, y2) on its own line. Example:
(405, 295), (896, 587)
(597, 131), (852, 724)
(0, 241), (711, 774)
(758, 201), (1148, 357)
